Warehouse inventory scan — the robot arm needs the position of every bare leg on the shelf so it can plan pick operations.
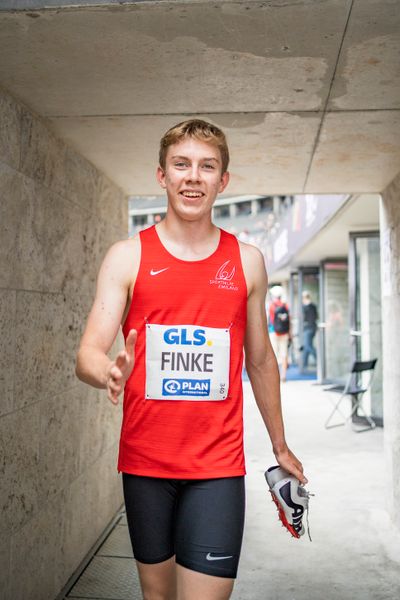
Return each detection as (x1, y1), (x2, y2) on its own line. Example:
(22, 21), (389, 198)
(176, 564), (234, 600)
(136, 557), (177, 600)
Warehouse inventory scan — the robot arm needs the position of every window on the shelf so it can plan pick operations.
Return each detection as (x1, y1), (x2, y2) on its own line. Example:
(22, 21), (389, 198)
(280, 196), (294, 210)
(213, 205), (230, 218)
(132, 214), (148, 226)
(258, 197), (273, 213)
(236, 201), (251, 215)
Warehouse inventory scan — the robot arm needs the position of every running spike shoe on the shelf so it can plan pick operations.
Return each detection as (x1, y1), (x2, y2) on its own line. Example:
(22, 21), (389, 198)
(265, 465), (313, 540)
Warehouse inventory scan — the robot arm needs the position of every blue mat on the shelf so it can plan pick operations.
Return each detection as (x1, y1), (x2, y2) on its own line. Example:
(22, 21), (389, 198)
(242, 365), (317, 382)
(284, 365), (317, 381)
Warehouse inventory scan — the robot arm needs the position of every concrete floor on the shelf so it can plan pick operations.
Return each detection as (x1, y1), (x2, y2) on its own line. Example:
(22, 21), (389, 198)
(63, 380), (400, 600)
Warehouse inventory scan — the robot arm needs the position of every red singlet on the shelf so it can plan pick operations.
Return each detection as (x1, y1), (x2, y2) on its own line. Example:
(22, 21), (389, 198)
(118, 225), (247, 478)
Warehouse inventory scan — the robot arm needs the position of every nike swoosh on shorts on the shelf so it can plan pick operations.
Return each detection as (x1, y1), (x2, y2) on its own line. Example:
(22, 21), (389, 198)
(206, 553), (233, 561)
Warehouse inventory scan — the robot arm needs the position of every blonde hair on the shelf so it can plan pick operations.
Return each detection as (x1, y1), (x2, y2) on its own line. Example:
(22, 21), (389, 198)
(159, 119), (229, 173)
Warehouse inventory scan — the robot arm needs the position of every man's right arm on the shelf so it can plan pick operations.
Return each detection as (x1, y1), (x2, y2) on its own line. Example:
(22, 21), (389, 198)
(75, 236), (140, 403)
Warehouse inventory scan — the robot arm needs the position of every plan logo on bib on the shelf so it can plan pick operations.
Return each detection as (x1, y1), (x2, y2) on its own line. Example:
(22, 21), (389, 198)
(162, 378), (211, 397)
(210, 260), (238, 291)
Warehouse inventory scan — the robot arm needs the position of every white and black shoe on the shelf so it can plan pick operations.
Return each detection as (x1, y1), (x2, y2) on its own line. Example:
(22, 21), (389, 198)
(265, 466), (313, 540)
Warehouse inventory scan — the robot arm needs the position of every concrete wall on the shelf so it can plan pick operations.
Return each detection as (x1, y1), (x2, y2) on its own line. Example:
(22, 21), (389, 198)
(380, 171), (400, 529)
(0, 87), (127, 600)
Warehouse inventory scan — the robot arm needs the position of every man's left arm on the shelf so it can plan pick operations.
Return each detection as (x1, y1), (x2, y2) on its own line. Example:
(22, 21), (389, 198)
(240, 243), (307, 484)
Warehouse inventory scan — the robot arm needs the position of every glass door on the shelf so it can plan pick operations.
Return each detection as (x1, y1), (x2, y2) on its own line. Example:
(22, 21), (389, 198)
(320, 260), (350, 383)
(289, 271), (299, 366)
(349, 232), (383, 424)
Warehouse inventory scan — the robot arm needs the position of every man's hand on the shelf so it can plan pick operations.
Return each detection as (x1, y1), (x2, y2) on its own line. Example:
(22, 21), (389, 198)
(274, 445), (308, 485)
(106, 329), (137, 405)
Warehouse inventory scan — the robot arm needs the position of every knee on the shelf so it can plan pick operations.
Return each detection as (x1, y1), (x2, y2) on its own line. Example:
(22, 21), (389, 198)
(141, 579), (176, 600)
(137, 556), (176, 600)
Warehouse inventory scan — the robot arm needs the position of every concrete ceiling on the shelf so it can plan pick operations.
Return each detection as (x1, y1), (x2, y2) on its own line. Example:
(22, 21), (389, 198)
(0, 0), (399, 196)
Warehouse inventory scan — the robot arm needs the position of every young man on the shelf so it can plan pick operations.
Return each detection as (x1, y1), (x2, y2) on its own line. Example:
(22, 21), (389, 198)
(268, 286), (291, 382)
(76, 120), (306, 600)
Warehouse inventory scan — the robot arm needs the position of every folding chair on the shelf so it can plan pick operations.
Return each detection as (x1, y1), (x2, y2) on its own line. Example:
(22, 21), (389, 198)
(324, 359), (378, 432)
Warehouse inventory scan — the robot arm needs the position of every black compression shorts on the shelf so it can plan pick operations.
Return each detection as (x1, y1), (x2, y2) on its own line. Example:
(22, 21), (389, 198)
(122, 473), (246, 579)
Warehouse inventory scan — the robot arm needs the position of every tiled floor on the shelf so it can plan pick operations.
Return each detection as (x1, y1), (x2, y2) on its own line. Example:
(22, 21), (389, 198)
(64, 512), (142, 600)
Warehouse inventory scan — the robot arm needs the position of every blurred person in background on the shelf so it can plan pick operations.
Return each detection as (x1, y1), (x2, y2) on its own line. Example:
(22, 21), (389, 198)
(301, 291), (318, 372)
(269, 285), (291, 382)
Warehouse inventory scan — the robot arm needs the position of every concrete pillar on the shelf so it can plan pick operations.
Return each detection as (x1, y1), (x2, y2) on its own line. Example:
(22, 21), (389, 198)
(251, 199), (258, 216)
(273, 195), (281, 214)
(380, 171), (400, 529)
(229, 202), (237, 218)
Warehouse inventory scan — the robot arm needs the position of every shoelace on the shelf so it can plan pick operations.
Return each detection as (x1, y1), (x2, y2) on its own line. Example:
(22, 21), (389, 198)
(299, 486), (315, 541)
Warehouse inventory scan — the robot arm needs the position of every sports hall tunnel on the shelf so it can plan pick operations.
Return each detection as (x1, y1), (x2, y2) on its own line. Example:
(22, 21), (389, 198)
(0, 1), (399, 598)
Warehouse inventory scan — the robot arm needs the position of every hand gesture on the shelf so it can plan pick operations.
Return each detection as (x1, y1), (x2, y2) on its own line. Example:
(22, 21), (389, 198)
(106, 329), (137, 405)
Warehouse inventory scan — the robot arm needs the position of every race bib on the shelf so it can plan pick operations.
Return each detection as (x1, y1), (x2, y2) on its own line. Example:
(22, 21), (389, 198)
(145, 323), (230, 401)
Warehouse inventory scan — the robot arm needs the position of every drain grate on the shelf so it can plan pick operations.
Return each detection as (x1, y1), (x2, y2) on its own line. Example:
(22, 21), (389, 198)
(56, 509), (141, 600)
(66, 555), (141, 599)
(97, 525), (133, 559)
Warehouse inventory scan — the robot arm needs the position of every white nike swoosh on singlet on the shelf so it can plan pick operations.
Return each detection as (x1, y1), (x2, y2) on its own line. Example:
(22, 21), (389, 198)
(206, 553), (233, 561)
(150, 268), (169, 276)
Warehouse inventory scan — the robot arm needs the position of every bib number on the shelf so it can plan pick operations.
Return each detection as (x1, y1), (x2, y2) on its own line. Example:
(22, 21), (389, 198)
(145, 323), (230, 401)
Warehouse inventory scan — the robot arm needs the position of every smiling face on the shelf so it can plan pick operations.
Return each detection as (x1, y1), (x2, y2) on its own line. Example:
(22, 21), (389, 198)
(157, 137), (230, 223)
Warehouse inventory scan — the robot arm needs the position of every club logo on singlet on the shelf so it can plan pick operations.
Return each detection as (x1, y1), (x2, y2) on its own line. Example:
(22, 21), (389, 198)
(210, 260), (239, 291)
(216, 260), (235, 281)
